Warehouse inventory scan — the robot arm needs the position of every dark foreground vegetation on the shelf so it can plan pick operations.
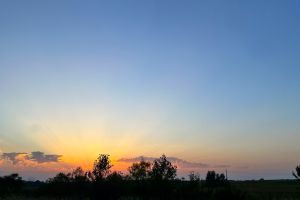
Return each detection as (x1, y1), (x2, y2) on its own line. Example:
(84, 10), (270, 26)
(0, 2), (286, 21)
(1, 155), (300, 200)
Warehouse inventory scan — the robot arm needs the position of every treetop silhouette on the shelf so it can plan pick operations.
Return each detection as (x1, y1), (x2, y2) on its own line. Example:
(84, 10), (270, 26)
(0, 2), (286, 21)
(149, 154), (177, 181)
(91, 154), (112, 181)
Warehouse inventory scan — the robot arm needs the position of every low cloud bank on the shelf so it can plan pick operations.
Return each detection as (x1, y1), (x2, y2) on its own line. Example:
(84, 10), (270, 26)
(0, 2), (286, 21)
(118, 156), (230, 169)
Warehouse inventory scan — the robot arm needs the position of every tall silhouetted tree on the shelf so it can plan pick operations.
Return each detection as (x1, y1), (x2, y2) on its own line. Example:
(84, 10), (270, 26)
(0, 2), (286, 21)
(293, 165), (300, 180)
(149, 154), (177, 181)
(129, 159), (151, 180)
(205, 171), (227, 187)
(206, 171), (216, 187)
(92, 154), (112, 181)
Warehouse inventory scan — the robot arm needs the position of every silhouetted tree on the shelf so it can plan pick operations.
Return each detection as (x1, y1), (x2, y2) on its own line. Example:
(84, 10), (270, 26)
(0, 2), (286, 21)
(0, 173), (24, 196)
(205, 171), (227, 187)
(293, 165), (300, 180)
(129, 159), (151, 180)
(149, 154), (177, 181)
(92, 154), (112, 181)
(206, 171), (216, 186)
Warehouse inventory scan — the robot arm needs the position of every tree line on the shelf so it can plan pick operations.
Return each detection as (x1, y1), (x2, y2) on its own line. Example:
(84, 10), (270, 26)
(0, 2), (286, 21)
(1, 154), (300, 199)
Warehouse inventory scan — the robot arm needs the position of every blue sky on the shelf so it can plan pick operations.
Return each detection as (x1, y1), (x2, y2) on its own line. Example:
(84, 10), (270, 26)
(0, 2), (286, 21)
(0, 0), (300, 180)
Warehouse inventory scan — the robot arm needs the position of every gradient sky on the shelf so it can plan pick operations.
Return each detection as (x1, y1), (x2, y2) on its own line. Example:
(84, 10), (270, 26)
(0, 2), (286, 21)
(0, 0), (300, 180)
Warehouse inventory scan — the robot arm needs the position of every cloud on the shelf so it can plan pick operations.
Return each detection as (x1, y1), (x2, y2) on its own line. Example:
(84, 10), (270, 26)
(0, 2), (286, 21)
(0, 151), (70, 180)
(25, 151), (62, 163)
(118, 156), (230, 169)
(168, 157), (210, 168)
(118, 156), (212, 169)
(118, 156), (156, 163)
(1, 152), (27, 164)
(1, 151), (62, 165)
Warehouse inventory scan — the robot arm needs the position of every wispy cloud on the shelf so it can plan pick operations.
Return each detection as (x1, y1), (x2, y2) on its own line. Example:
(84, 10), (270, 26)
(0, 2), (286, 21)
(118, 156), (229, 169)
(118, 156), (156, 163)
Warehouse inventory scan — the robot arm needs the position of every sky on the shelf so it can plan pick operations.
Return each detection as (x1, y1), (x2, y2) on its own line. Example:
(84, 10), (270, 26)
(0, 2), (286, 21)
(0, 0), (300, 180)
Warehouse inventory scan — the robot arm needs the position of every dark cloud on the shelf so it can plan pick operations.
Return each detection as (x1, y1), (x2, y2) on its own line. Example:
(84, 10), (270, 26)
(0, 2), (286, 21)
(164, 157), (209, 168)
(25, 151), (62, 163)
(0, 151), (62, 164)
(1, 152), (27, 164)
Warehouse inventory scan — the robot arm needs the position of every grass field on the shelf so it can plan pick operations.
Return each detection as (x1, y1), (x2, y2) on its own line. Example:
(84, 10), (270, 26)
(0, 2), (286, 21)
(232, 180), (300, 200)
(1, 179), (300, 199)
